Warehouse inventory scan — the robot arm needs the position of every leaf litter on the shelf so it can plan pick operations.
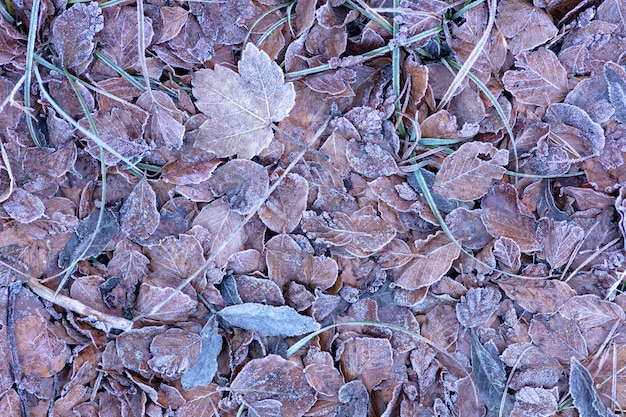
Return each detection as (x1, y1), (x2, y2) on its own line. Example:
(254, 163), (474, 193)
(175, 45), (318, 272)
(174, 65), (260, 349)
(1, 1), (626, 416)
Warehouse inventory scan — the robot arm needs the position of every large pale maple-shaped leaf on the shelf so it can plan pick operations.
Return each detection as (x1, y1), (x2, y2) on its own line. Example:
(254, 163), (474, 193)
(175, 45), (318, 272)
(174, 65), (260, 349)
(192, 43), (296, 159)
(433, 142), (509, 201)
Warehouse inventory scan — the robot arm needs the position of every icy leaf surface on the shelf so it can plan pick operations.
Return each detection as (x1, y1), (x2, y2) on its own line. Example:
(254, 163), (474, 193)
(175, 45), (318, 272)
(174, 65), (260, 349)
(181, 317), (221, 390)
(230, 355), (316, 417)
(339, 336), (393, 390)
(51, 2), (103, 71)
(499, 278), (576, 314)
(258, 173), (308, 233)
(209, 159), (269, 215)
(134, 283), (197, 323)
(3, 188), (45, 223)
(604, 62), (626, 123)
(496, 0), (557, 54)
(456, 286), (501, 328)
(120, 178), (159, 240)
(396, 231), (460, 290)
(502, 48), (568, 107)
(569, 358), (608, 417)
(148, 328), (202, 379)
(192, 198), (246, 267)
(218, 303), (320, 337)
(433, 142), (508, 201)
(471, 332), (513, 413)
(192, 43), (296, 158)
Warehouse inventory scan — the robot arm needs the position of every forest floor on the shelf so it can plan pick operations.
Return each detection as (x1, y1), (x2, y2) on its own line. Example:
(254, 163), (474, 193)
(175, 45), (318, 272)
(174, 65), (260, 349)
(0, 0), (626, 416)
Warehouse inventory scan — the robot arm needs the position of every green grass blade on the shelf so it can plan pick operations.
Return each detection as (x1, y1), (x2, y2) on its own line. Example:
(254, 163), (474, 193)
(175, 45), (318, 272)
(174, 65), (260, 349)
(346, 0), (393, 33)
(93, 50), (146, 92)
(243, 1), (293, 46)
(24, 0), (42, 147)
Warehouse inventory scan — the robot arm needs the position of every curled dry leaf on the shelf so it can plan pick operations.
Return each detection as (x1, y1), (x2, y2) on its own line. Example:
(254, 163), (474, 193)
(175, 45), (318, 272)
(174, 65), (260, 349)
(148, 328), (202, 379)
(456, 286), (502, 328)
(230, 355), (317, 417)
(192, 43), (296, 158)
(120, 178), (159, 240)
(209, 159), (269, 215)
(51, 2), (103, 71)
(258, 173), (308, 233)
(433, 141), (509, 201)
(395, 231), (460, 290)
(502, 48), (568, 107)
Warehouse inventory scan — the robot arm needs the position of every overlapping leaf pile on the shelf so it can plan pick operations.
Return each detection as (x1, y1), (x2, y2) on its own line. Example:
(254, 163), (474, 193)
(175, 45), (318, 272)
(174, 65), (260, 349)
(0, 0), (626, 416)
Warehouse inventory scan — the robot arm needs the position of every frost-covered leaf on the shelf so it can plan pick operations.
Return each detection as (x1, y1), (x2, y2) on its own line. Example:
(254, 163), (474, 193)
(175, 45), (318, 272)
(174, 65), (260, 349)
(569, 357), (608, 417)
(502, 48), (568, 107)
(433, 142), (508, 201)
(14, 315), (71, 377)
(120, 178), (159, 240)
(148, 328), (202, 379)
(544, 103), (605, 160)
(481, 183), (544, 253)
(456, 286), (501, 328)
(471, 332), (513, 413)
(496, 1), (557, 54)
(134, 283), (197, 323)
(209, 159), (269, 215)
(80, 107), (150, 166)
(136, 91), (185, 149)
(218, 303), (320, 337)
(396, 231), (460, 290)
(511, 387), (559, 417)
(3, 188), (45, 223)
(192, 43), (295, 158)
(604, 61), (626, 123)
(145, 234), (205, 280)
(231, 355), (316, 417)
(493, 237), (521, 273)
(258, 173), (308, 233)
(95, 6), (153, 71)
(499, 277), (576, 314)
(544, 220), (584, 270)
(51, 2), (103, 71)
(192, 198), (246, 267)
(337, 380), (368, 417)
(58, 209), (120, 269)
(339, 337), (393, 390)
